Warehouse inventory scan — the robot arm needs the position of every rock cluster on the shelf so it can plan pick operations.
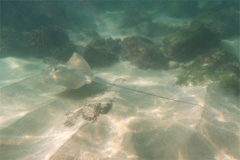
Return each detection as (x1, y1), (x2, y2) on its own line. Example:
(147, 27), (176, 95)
(64, 99), (113, 126)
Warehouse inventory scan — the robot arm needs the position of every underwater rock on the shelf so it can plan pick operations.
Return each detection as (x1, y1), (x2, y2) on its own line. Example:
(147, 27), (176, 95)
(135, 21), (178, 37)
(191, 8), (240, 39)
(82, 37), (120, 67)
(120, 36), (168, 69)
(164, 25), (220, 62)
(64, 99), (113, 125)
(164, 1), (199, 18)
(176, 48), (240, 95)
(28, 26), (76, 61)
(121, 9), (152, 28)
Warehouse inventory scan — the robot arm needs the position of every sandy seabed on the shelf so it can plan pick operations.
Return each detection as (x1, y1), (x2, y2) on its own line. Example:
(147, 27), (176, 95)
(0, 56), (239, 160)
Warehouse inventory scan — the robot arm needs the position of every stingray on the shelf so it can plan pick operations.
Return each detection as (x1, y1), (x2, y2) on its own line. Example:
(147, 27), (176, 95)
(46, 52), (93, 89)
(46, 52), (202, 106)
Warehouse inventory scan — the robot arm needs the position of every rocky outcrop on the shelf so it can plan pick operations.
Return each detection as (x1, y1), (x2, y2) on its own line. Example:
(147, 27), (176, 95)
(82, 38), (121, 67)
(120, 36), (168, 69)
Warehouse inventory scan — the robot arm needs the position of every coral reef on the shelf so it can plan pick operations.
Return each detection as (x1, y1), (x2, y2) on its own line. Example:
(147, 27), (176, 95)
(164, 25), (220, 62)
(82, 38), (121, 67)
(120, 36), (168, 69)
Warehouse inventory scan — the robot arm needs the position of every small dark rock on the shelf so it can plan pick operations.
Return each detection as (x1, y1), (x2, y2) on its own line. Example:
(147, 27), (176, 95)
(82, 106), (99, 123)
(120, 36), (168, 69)
(64, 98), (113, 125)
(82, 37), (121, 67)
(97, 100), (113, 114)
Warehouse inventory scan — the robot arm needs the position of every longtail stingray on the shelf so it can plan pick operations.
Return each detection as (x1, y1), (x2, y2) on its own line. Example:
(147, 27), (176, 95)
(46, 52), (93, 89)
(46, 52), (202, 106)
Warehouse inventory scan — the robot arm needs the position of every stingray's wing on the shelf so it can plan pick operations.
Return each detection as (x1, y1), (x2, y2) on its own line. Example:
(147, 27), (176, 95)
(66, 52), (93, 76)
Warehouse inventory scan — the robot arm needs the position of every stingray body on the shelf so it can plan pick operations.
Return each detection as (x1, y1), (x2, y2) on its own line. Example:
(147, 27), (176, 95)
(47, 52), (93, 89)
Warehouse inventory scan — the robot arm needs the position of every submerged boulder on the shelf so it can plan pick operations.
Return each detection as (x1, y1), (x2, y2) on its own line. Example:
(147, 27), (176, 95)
(164, 25), (220, 62)
(28, 26), (76, 61)
(82, 37), (121, 67)
(120, 36), (168, 69)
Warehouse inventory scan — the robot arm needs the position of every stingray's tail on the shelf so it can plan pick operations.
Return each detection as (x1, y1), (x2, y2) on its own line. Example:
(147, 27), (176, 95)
(94, 77), (202, 107)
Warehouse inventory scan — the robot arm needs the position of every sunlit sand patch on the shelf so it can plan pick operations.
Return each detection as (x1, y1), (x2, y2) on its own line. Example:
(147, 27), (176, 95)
(100, 116), (134, 158)
(215, 150), (238, 160)
(39, 121), (87, 160)
(178, 149), (186, 160)
(0, 111), (29, 128)
(150, 107), (165, 119)
(215, 112), (227, 122)
(129, 78), (159, 87)
(5, 58), (22, 69)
